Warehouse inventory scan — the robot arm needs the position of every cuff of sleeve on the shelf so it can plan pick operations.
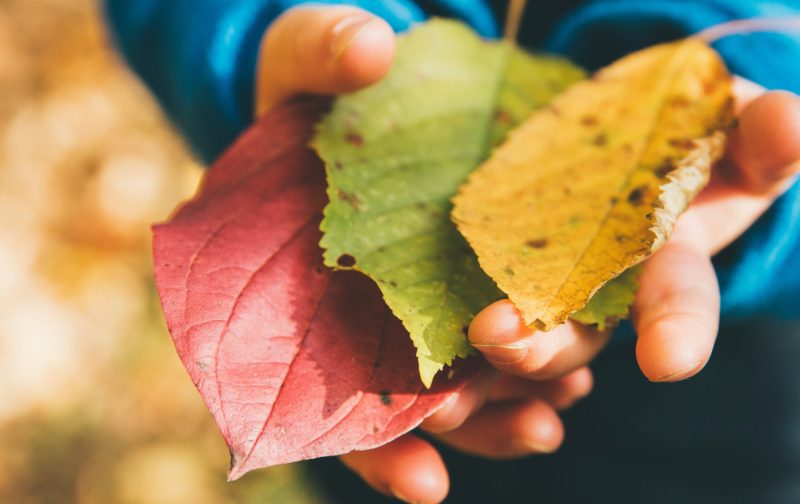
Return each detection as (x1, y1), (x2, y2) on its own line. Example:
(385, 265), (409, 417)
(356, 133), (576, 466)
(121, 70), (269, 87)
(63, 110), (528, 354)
(545, 0), (800, 90)
(204, 1), (283, 161)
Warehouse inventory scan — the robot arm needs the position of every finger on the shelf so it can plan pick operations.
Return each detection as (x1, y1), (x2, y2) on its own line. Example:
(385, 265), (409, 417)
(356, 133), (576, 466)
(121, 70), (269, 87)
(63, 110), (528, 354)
(689, 90), (800, 254)
(433, 399), (564, 458)
(339, 434), (448, 504)
(469, 300), (610, 380)
(632, 220), (720, 382)
(421, 364), (499, 434)
(729, 90), (800, 193)
(487, 366), (593, 410)
(255, 6), (394, 116)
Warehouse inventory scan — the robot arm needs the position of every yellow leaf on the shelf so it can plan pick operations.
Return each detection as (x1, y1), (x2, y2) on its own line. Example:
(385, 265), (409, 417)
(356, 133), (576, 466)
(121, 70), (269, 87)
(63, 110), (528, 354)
(452, 38), (734, 330)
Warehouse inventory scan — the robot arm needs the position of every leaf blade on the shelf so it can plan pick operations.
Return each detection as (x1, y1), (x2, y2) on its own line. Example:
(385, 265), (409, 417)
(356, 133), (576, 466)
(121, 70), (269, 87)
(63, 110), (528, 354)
(153, 98), (477, 479)
(572, 266), (642, 330)
(453, 38), (734, 330)
(314, 20), (585, 385)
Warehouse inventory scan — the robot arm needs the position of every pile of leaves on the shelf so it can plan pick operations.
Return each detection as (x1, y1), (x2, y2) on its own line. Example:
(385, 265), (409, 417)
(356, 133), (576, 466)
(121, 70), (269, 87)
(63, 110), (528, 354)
(153, 20), (733, 478)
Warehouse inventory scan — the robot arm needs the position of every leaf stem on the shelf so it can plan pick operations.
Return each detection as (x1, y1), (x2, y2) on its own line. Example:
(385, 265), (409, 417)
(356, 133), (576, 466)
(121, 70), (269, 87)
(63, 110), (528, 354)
(503, 0), (528, 43)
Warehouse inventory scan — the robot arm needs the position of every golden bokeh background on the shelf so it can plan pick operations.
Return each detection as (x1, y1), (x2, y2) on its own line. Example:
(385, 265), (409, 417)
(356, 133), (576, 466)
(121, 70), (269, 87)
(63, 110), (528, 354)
(0, 1), (325, 502)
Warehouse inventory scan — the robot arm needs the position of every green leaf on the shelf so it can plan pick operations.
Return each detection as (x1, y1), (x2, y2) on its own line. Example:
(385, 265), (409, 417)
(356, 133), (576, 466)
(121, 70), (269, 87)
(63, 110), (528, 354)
(571, 266), (642, 331)
(312, 19), (585, 386)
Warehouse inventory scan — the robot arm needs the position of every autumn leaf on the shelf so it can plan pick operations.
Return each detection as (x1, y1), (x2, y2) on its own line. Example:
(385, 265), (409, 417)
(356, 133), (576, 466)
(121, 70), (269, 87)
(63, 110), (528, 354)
(453, 38), (734, 330)
(153, 98), (477, 480)
(572, 266), (642, 331)
(313, 20), (584, 386)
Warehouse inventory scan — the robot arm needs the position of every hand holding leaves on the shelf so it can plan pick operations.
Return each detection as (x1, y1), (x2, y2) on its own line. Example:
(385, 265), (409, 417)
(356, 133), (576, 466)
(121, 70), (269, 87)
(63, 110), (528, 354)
(154, 11), (800, 504)
(467, 78), (800, 384)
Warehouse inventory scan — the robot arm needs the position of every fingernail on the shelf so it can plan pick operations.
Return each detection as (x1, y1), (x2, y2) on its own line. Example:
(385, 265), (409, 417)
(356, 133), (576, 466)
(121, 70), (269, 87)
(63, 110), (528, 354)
(650, 358), (706, 383)
(471, 342), (528, 365)
(331, 15), (376, 59)
(468, 300), (534, 347)
(513, 434), (560, 454)
(388, 487), (418, 503)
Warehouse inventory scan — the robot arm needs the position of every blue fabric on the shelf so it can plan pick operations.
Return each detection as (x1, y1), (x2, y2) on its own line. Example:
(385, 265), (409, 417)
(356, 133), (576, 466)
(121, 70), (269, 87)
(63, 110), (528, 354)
(104, 0), (800, 320)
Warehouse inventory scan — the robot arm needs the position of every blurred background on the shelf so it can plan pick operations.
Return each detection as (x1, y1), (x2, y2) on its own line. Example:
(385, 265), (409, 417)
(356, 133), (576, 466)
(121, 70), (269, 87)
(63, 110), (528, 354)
(0, 0), (326, 502)
(6, 1), (800, 503)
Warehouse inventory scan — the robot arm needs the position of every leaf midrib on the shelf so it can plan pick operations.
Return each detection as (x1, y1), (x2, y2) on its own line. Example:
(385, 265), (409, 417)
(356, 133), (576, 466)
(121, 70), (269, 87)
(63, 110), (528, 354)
(539, 41), (697, 326)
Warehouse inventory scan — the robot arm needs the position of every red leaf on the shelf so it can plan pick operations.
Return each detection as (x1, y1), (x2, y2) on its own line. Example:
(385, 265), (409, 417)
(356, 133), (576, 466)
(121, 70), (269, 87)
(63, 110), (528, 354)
(153, 97), (477, 480)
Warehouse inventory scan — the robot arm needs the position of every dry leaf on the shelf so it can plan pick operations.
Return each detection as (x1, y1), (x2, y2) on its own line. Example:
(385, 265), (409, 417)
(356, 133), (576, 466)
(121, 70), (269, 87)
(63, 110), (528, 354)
(453, 38), (734, 330)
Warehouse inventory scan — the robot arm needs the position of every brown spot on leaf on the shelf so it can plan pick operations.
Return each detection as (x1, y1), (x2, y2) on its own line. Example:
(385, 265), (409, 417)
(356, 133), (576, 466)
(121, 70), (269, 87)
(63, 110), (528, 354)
(337, 254), (356, 267)
(503, 266), (515, 276)
(346, 132), (364, 146)
(708, 100), (737, 133)
(416, 202), (439, 216)
(495, 109), (513, 125)
(669, 138), (696, 150)
(627, 186), (647, 205)
(655, 159), (675, 178)
(724, 115), (739, 131)
(333, 161), (343, 170)
(337, 190), (362, 210)
(526, 238), (548, 249)
(593, 133), (608, 147)
(670, 95), (691, 108)
(581, 115), (599, 127)
(703, 78), (720, 94)
(609, 196), (619, 205)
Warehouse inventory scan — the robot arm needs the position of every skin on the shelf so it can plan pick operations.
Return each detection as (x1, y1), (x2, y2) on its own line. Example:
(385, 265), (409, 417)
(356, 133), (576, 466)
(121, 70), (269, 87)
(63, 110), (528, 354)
(255, 6), (800, 503)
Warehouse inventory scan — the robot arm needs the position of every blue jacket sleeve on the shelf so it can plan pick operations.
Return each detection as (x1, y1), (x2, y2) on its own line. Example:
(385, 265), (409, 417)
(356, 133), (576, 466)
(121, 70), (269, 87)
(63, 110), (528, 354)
(103, 0), (497, 163)
(545, 0), (800, 320)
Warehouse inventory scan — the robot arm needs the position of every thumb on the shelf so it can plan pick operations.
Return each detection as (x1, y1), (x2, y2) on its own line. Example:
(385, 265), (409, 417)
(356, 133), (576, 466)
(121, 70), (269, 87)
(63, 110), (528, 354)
(255, 6), (395, 116)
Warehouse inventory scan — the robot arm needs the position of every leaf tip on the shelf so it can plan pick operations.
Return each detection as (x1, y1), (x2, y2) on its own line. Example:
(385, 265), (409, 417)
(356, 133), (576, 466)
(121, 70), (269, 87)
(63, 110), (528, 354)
(226, 449), (250, 482)
(418, 357), (445, 389)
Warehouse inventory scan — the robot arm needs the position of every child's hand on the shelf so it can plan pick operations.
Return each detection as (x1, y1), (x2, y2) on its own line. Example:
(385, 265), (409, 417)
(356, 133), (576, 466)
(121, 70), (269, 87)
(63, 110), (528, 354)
(255, 9), (800, 502)
(256, 8), (595, 503)
(471, 81), (800, 384)
(365, 82), (799, 504)
(255, 6), (395, 117)
(340, 364), (592, 502)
